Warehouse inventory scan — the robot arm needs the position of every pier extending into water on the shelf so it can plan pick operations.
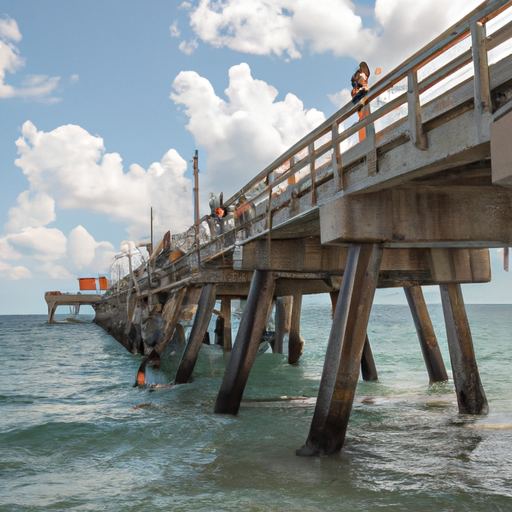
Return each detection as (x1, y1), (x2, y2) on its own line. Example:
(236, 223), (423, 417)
(46, 0), (512, 456)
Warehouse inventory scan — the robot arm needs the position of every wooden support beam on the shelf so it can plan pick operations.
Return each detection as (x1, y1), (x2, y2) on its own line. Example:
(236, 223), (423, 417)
(330, 290), (377, 380)
(471, 19), (492, 142)
(221, 298), (232, 350)
(331, 122), (343, 191)
(282, 295), (293, 332)
(320, 185), (512, 248)
(214, 270), (276, 415)
(297, 243), (382, 456)
(309, 143), (317, 206)
(440, 283), (488, 415)
(175, 284), (217, 385)
(288, 291), (303, 365)
(407, 70), (428, 150)
(404, 286), (448, 383)
(273, 297), (285, 354)
(361, 335), (378, 381)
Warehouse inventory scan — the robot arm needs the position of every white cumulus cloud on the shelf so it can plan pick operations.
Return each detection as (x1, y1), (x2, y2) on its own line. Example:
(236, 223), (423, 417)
(185, 0), (483, 71)
(67, 225), (115, 272)
(4, 191), (56, 233)
(0, 15), (60, 100)
(171, 62), (324, 197)
(14, 121), (193, 241)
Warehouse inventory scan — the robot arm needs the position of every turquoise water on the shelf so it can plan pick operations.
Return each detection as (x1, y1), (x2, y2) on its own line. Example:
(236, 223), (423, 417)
(2, 298), (512, 511)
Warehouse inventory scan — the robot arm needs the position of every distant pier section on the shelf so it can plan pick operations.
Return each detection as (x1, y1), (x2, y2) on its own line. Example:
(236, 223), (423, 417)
(45, 277), (107, 323)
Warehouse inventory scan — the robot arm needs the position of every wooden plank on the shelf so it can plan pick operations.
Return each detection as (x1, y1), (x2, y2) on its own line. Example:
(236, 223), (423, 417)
(440, 283), (488, 414)
(297, 243), (382, 456)
(309, 143), (317, 206)
(471, 19), (493, 142)
(331, 122), (343, 191)
(408, 70), (428, 150)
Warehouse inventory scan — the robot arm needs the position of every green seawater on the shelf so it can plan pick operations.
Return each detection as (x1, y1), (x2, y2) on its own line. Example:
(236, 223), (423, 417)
(1, 298), (512, 511)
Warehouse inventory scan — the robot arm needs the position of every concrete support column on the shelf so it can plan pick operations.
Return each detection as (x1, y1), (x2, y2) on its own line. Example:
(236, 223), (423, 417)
(214, 270), (276, 415)
(440, 284), (488, 414)
(404, 286), (448, 383)
(297, 243), (382, 456)
(174, 284), (217, 385)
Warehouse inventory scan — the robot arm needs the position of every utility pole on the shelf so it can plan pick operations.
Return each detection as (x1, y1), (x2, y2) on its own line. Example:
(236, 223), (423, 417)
(193, 150), (199, 224)
(193, 150), (201, 270)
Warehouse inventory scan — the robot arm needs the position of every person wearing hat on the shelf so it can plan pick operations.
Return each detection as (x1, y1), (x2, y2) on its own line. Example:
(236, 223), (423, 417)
(351, 61), (370, 104)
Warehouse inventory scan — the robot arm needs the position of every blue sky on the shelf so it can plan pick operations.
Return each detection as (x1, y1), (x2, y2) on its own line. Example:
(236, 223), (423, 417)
(1, 0), (511, 314)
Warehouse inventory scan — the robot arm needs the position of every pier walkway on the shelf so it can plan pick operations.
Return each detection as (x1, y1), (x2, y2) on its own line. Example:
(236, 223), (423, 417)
(86, 0), (512, 456)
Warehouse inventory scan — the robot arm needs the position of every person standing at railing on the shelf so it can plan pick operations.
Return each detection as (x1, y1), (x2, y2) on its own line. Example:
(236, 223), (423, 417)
(351, 61), (371, 141)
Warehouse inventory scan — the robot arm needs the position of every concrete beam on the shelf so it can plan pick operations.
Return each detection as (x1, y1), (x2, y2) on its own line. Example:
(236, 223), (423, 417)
(491, 107), (512, 187)
(320, 185), (512, 247)
(234, 237), (490, 284)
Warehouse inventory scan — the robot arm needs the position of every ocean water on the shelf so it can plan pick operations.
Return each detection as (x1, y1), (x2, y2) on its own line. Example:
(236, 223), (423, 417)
(2, 298), (512, 511)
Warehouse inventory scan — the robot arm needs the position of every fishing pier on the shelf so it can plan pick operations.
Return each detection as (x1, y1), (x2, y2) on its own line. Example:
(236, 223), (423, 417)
(47, 0), (512, 456)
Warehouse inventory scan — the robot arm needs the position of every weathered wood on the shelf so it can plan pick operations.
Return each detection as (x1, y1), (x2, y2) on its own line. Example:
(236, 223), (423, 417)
(331, 122), (342, 191)
(219, 298), (233, 350)
(297, 243), (382, 456)
(309, 143), (317, 206)
(282, 295), (293, 332)
(404, 285), (448, 383)
(491, 109), (512, 187)
(288, 291), (303, 364)
(330, 290), (378, 380)
(320, 185), (512, 248)
(407, 70), (428, 150)
(175, 284), (217, 384)
(471, 19), (492, 142)
(440, 283), (488, 414)
(214, 270), (276, 415)
(361, 335), (378, 382)
(273, 298), (285, 354)
(428, 248), (491, 283)
(236, 238), (491, 284)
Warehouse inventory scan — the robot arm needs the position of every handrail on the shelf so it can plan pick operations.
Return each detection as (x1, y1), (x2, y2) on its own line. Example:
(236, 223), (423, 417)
(221, 0), (512, 209)
(138, 0), (512, 285)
